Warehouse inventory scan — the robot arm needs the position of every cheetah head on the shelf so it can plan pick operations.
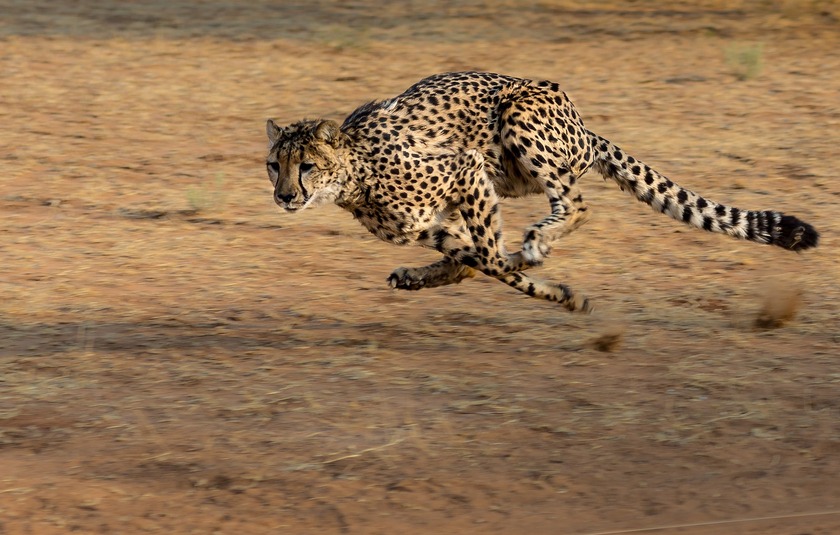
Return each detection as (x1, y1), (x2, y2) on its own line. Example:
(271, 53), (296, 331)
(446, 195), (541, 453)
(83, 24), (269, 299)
(265, 119), (345, 212)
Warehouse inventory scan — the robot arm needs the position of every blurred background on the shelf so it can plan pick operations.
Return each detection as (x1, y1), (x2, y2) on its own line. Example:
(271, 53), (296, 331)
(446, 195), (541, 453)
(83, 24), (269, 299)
(1, 1), (839, 533)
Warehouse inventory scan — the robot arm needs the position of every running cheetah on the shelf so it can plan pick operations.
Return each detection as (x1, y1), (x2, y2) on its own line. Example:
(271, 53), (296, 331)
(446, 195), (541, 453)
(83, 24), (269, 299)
(265, 71), (818, 312)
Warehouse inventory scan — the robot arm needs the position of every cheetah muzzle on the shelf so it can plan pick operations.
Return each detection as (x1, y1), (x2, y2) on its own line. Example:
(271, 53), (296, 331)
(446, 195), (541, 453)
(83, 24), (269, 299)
(265, 71), (819, 313)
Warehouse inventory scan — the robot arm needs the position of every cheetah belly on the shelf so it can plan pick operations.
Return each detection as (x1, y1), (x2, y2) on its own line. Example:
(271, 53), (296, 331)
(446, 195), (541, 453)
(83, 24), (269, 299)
(484, 151), (544, 199)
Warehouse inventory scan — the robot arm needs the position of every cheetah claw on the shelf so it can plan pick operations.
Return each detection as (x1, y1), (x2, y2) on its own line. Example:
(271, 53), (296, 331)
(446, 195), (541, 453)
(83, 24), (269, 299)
(387, 268), (426, 291)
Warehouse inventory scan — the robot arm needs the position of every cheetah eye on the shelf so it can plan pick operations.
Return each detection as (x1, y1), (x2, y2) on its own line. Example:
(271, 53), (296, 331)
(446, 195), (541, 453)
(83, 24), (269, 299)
(299, 162), (315, 174)
(267, 161), (280, 173)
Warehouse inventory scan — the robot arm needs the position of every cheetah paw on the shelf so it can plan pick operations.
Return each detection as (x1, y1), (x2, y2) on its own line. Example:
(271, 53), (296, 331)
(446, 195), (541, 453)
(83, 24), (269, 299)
(387, 267), (426, 291)
(522, 228), (551, 266)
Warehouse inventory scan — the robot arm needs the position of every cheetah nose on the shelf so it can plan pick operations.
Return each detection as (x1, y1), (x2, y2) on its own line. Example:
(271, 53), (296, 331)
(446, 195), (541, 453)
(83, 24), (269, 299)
(275, 192), (294, 204)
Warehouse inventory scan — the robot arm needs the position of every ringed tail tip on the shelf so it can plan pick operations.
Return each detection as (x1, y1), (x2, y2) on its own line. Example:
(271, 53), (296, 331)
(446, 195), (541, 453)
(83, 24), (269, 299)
(773, 215), (818, 251)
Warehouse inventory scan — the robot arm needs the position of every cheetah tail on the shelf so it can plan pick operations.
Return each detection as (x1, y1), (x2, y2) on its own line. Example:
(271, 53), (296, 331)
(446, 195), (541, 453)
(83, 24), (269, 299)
(587, 131), (819, 252)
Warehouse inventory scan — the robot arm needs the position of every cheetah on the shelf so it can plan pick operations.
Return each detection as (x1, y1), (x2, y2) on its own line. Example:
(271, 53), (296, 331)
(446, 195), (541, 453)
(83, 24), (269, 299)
(265, 71), (818, 313)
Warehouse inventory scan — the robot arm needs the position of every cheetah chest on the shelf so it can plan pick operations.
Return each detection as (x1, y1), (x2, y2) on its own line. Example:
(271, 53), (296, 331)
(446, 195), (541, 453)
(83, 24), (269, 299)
(343, 175), (455, 245)
(348, 196), (451, 245)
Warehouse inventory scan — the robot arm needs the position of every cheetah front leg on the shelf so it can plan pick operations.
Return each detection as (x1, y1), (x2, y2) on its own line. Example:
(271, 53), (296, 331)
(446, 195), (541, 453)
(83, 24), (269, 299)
(388, 214), (507, 290)
(447, 150), (535, 277)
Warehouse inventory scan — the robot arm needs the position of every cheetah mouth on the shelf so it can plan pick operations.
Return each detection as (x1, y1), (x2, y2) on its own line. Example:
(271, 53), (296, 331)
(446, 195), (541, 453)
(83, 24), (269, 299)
(276, 186), (338, 213)
(275, 198), (308, 212)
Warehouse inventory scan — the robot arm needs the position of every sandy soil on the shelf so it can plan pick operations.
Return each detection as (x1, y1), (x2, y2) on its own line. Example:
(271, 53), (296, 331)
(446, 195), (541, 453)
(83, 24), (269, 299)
(1, 1), (840, 533)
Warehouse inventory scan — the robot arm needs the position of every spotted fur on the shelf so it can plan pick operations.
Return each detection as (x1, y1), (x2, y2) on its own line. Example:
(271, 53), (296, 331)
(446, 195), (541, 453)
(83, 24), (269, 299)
(266, 71), (818, 312)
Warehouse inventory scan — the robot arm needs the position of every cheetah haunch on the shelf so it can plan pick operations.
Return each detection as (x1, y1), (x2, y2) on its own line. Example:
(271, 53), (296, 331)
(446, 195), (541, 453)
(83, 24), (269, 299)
(266, 72), (818, 313)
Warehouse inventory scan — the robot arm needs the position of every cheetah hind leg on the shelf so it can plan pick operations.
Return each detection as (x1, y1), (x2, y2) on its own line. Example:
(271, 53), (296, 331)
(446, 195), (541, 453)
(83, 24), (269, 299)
(388, 257), (477, 290)
(522, 188), (592, 266)
(499, 271), (593, 313)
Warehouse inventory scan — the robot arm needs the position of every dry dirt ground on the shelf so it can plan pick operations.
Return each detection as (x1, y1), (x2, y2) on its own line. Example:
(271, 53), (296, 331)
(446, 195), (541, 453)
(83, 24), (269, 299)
(2, 1), (840, 534)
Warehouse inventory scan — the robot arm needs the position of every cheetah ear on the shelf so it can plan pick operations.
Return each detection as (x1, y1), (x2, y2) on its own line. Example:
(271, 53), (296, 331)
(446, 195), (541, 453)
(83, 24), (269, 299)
(266, 119), (283, 146)
(314, 120), (341, 146)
